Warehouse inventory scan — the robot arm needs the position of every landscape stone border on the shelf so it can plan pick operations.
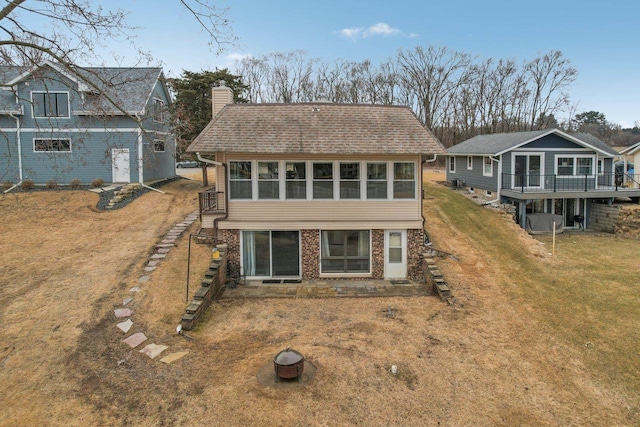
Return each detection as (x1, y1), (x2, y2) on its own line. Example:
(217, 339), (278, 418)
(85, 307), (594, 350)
(113, 208), (200, 366)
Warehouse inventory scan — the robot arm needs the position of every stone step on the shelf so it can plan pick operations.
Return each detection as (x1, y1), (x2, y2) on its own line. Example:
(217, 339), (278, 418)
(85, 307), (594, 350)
(186, 300), (202, 314)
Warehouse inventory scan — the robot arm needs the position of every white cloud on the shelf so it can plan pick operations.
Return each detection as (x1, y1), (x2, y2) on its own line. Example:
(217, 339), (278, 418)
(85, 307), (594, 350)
(227, 52), (252, 63)
(338, 28), (363, 39)
(337, 22), (415, 40)
(364, 23), (400, 37)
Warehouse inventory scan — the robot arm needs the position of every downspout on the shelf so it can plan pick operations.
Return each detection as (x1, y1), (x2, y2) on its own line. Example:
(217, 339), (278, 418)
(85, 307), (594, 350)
(136, 115), (165, 194)
(196, 152), (228, 231)
(482, 155), (501, 205)
(421, 154), (438, 242)
(4, 110), (23, 193)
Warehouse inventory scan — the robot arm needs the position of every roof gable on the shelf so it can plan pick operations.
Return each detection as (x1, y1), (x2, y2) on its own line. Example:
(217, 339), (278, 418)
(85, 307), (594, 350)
(0, 62), (165, 115)
(187, 103), (446, 155)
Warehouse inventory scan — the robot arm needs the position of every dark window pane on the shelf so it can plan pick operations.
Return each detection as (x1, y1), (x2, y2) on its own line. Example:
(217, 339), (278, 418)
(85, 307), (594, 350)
(313, 163), (333, 179)
(394, 181), (415, 199)
(286, 162), (306, 179)
(367, 163), (386, 180)
(286, 181), (306, 199)
(340, 163), (359, 179)
(367, 182), (387, 199)
(230, 181), (252, 199)
(340, 181), (360, 199)
(258, 181), (279, 199)
(313, 181), (333, 199)
(230, 161), (251, 179)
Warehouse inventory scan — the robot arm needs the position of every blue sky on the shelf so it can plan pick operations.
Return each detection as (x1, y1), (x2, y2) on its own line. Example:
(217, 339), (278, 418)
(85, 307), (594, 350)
(113, 1), (639, 127)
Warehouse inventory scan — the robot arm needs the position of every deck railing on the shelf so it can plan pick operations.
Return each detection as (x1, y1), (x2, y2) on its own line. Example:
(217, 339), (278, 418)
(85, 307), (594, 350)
(198, 189), (225, 213)
(501, 173), (640, 193)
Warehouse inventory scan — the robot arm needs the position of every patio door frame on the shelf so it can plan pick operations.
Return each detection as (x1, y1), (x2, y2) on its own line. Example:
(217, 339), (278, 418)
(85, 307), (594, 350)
(240, 230), (301, 279)
(384, 229), (407, 279)
(512, 152), (544, 189)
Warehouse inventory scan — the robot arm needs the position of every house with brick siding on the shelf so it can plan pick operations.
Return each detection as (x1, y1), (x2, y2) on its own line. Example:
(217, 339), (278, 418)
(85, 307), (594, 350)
(187, 86), (446, 282)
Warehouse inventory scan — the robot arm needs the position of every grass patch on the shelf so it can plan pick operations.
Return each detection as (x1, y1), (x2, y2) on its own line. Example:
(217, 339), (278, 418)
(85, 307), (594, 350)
(425, 181), (640, 395)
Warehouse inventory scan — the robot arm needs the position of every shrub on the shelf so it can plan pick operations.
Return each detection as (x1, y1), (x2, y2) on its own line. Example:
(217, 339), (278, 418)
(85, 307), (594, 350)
(1, 181), (13, 191)
(69, 178), (82, 189)
(91, 178), (105, 188)
(46, 179), (58, 189)
(20, 179), (35, 190)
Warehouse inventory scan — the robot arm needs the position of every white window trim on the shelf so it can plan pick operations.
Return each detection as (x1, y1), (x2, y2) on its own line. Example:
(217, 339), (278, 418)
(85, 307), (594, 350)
(153, 139), (165, 152)
(153, 98), (165, 123)
(228, 160), (418, 201)
(483, 156), (493, 177)
(319, 229), (372, 277)
(31, 91), (71, 119)
(33, 137), (72, 153)
(449, 156), (456, 173)
(554, 154), (596, 177)
(467, 156), (473, 170)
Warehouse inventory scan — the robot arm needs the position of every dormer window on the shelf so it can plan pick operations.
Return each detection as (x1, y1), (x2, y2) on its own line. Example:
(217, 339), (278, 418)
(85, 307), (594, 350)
(153, 98), (164, 122)
(32, 92), (69, 118)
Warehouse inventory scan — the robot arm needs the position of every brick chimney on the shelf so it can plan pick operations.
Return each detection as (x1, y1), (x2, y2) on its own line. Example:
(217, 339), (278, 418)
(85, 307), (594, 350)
(212, 83), (233, 118)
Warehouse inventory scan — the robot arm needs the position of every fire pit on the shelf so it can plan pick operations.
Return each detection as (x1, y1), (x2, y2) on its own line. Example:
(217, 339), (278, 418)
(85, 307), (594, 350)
(273, 347), (304, 383)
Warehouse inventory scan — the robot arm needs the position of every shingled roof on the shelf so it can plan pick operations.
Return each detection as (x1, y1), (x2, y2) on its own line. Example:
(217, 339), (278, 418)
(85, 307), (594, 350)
(0, 62), (166, 115)
(187, 103), (445, 155)
(448, 129), (618, 157)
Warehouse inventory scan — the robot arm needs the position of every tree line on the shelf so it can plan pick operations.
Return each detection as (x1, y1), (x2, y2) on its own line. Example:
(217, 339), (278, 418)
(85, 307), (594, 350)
(170, 47), (638, 156)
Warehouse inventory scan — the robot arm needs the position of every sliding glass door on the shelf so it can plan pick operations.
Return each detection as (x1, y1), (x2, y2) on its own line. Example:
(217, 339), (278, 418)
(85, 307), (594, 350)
(242, 231), (300, 278)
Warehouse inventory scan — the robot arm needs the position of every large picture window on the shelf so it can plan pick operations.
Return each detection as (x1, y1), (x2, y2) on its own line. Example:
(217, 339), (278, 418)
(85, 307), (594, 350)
(313, 162), (333, 199)
(321, 230), (370, 274)
(229, 161), (252, 199)
(393, 162), (415, 199)
(258, 161), (279, 199)
(367, 162), (387, 199)
(32, 92), (69, 118)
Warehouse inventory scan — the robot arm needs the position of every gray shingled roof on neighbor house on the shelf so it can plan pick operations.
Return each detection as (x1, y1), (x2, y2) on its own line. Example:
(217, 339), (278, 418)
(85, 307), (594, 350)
(187, 103), (446, 155)
(448, 129), (618, 156)
(0, 64), (164, 114)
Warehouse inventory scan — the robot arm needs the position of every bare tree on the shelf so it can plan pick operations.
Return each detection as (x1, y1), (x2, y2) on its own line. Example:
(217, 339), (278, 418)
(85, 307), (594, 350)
(524, 50), (577, 130)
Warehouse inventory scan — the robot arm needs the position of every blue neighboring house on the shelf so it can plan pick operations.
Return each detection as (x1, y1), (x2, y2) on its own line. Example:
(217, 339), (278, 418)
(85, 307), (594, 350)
(446, 129), (640, 231)
(0, 61), (175, 187)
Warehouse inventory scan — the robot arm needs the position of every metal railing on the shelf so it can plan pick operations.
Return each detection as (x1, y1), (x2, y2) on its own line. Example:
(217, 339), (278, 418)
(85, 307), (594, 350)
(502, 173), (640, 193)
(198, 189), (225, 213)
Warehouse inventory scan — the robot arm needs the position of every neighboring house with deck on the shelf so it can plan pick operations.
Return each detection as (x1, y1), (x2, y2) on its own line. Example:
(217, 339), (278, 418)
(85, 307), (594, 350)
(187, 86), (446, 282)
(0, 61), (175, 188)
(446, 129), (640, 231)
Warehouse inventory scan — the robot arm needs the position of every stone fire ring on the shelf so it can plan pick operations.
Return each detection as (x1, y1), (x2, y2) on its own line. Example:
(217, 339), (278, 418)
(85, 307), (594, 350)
(257, 360), (317, 388)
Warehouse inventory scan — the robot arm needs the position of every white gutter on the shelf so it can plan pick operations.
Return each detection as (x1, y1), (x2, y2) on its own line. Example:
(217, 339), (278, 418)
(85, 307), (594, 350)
(136, 117), (165, 194)
(4, 108), (23, 193)
(196, 152), (223, 167)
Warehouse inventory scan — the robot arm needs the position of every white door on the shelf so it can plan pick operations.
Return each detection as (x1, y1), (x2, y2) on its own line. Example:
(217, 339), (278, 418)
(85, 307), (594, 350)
(111, 148), (130, 183)
(384, 230), (407, 279)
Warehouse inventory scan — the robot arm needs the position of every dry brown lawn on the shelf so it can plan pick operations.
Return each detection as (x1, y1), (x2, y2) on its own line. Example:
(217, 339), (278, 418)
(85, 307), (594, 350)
(0, 169), (638, 426)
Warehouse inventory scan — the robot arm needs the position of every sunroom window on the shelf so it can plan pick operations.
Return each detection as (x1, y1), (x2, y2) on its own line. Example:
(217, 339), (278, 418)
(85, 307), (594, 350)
(340, 162), (360, 199)
(313, 162), (333, 199)
(393, 162), (415, 199)
(258, 161), (279, 199)
(367, 162), (387, 199)
(229, 161), (252, 199)
(286, 162), (306, 199)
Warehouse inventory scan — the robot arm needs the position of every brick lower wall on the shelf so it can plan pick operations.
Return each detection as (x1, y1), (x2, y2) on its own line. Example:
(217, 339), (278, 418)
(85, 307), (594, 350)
(407, 228), (425, 282)
(301, 230), (320, 279)
(219, 227), (425, 280)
